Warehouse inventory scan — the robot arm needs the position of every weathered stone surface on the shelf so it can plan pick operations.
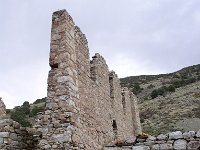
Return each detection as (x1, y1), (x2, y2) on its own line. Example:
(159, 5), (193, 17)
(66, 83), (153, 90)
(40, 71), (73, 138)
(183, 131), (195, 139)
(10, 133), (18, 140)
(0, 119), (40, 150)
(132, 145), (150, 150)
(0, 132), (9, 138)
(151, 144), (160, 150)
(157, 134), (167, 140)
(187, 141), (200, 150)
(174, 139), (187, 150)
(51, 133), (71, 143)
(146, 135), (156, 141)
(0, 97), (6, 118)
(104, 147), (120, 150)
(0, 137), (3, 144)
(104, 147), (131, 150)
(196, 129), (200, 138)
(160, 143), (173, 150)
(168, 131), (183, 140)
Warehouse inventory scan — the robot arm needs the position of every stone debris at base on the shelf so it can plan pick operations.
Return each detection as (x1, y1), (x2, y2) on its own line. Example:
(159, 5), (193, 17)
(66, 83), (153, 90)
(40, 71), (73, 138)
(104, 130), (200, 150)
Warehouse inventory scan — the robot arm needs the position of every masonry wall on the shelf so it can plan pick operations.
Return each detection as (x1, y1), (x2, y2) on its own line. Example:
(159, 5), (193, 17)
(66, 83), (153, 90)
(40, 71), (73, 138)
(36, 9), (141, 150)
(0, 98), (6, 118)
(104, 130), (200, 150)
(0, 119), (40, 150)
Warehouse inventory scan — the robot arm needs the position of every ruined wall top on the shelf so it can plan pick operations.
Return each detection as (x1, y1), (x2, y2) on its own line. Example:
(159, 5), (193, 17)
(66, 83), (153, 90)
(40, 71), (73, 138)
(74, 26), (88, 45)
(0, 97), (6, 118)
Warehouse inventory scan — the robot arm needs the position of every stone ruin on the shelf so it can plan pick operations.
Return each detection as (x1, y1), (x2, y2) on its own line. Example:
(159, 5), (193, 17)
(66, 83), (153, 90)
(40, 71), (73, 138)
(0, 9), (199, 150)
(0, 9), (142, 150)
(0, 97), (6, 118)
(34, 9), (142, 150)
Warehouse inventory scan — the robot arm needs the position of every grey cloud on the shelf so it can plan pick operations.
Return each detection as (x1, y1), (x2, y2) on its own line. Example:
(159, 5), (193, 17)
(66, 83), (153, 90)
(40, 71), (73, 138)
(0, 0), (200, 108)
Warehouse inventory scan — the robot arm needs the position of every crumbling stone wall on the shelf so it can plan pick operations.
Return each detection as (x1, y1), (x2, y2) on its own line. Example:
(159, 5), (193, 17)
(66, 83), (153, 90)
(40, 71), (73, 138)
(0, 119), (40, 150)
(34, 9), (141, 150)
(0, 98), (6, 118)
(104, 130), (200, 150)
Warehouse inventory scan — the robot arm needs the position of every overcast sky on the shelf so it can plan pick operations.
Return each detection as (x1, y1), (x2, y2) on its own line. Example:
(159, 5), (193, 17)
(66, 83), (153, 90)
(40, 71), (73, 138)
(1, 0), (200, 108)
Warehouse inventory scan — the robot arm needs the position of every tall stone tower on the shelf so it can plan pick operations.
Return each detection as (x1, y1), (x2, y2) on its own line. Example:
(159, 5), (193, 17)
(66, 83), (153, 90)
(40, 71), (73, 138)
(36, 9), (141, 150)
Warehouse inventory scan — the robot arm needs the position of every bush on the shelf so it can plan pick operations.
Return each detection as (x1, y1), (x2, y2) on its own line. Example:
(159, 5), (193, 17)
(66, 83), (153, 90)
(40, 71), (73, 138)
(157, 87), (166, 96)
(150, 85), (176, 99)
(140, 118), (145, 123)
(172, 80), (185, 88)
(10, 108), (31, 127)
(10, 101), (32, 127)
(33, 97), (47, 104)
(168, 85), (175, 92)
(29, 106), (45, 117)
(21, 101), (30, 114)
(151, 90), (159, 99)
(132, 83), (143, 95)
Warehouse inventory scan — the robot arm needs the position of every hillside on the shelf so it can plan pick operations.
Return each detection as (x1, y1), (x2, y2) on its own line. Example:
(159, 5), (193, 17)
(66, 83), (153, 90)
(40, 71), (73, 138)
(120, 64), (200, 135)
(6, 97), (46, 127)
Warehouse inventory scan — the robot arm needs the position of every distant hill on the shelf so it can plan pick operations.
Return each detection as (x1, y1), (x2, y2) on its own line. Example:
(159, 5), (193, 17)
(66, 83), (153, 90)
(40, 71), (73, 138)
(120, 64), (200, 135)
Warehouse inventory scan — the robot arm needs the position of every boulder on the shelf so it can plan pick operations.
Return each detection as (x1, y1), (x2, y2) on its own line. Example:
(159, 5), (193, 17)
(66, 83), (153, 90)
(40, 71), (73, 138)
(168, 131), (183, 140)
(146, 135), (156, 141)
(183, 131), (195, 139)
(157, 134), (167, 140)
(187, 141), (200, 150)
(151, 144), (160, 150)
(132, 145), (150, 150)
(174, 139), (187, 150)
(160, 143), (173, 150)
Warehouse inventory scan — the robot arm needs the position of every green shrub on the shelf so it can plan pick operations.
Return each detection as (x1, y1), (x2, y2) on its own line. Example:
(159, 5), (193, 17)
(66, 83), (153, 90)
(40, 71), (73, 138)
(10, 108), (31, 127)
(140, 118), (145, 123)
(151, 90), (159, 99)
(33, 97), (47, 104)
(21, 101), (30, 114)
(10, 101), (31, 127)
(29, 106), (45, 117)
(168, 85), (175, 92)
(132, 83), (143, 95)
(150, 85), (176, 99)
